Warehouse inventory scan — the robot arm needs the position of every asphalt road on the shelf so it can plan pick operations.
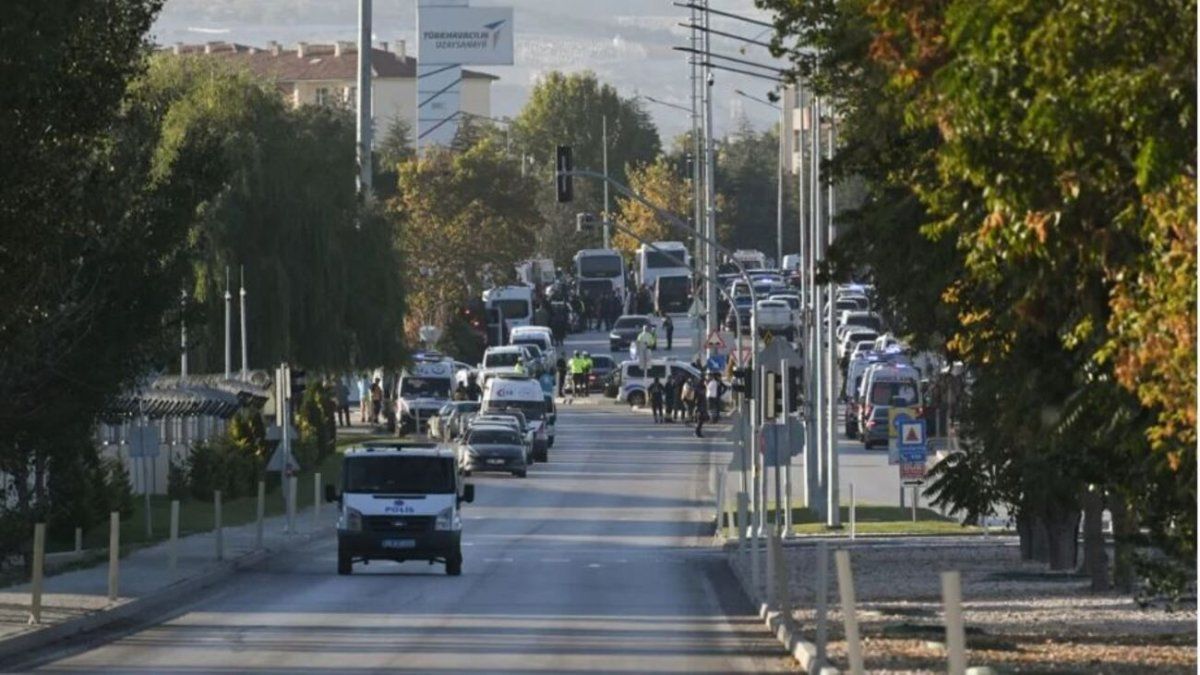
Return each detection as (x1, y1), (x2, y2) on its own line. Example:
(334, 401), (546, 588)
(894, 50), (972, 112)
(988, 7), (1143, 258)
(23, 325), (789, 674)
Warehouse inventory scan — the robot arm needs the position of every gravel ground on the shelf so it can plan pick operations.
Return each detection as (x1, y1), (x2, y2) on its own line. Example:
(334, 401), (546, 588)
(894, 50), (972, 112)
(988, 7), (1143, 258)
(732, 537), (1196, 673)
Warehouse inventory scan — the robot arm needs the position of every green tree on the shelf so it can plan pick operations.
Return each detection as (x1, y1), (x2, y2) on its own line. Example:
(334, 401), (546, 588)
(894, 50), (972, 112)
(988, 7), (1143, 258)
(614, 159), (693, 257)
(391, 138), (539, 340)
(511, 71), (661, 262)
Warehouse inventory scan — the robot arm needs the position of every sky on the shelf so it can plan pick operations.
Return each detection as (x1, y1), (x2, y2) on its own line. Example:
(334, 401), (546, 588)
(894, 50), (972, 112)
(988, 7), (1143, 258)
(150, 0), (787, 143)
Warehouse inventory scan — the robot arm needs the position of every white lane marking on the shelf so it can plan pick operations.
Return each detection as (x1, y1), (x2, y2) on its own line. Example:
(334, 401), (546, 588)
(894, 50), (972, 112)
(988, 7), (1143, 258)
(541, 557), (570, 563)
(483, 557), (514, 563)
(587, 563), (602, 568)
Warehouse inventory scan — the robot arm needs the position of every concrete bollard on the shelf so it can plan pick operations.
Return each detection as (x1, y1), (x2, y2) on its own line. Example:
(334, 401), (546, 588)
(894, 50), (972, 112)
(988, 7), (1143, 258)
(815, 541), (829, 668)
(942, 570), (967, 675)
(168, 500), (180, 572)
(714, 470), (727, 537)
(775, 534), (792, 625)
(766, 526), (777, 609)
(313, 472), (322, 531)
(255, 481), (265, 548)
(74, 526), (82, 554)
(850, 483), (857, 540)
(107, 512), (120, 601)
(286, 476), (297, 533)
(29, 523), (46, 625)
(214, 490), (224, 561)
(836, 549), (865, 674)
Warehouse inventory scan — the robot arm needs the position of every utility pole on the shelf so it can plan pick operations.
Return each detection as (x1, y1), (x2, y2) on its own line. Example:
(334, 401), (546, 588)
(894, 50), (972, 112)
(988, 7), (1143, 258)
(602, 115), (611, 249)
(224, 267), (232, 379)
(775, 101), (784, 267)
(690, 2), (704, 306)
(356, 0), (373, 197)
(180, 289), (188, 378)
(239, 265), (248, 379)
(702, 0), (718, 363)
(825, 107), (840, 528)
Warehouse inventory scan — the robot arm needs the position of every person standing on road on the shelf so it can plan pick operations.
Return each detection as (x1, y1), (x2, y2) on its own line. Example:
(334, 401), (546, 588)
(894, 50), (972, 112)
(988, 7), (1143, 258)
(569, 350), (585, 397)
(465, 373), (482, 401)
(706, 373), (724, 423)
(648, 376), (666, 423)
(681, 377), (696, 422)
(694, 389), (708, 438)
(336, 379), (351, 427)
(661, 313), (674, 351)
(555, 355), (568, 397)
(637, 324), (656, 355)
(581, 351), (594, 397)
(370, 377), (383, 424)
(663, 373), (678, 423)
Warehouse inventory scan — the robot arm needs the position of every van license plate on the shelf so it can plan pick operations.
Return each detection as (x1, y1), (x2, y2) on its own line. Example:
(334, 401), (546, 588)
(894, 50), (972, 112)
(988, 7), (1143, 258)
(487, 459), (505, 465)
(382, 539), (415, 550)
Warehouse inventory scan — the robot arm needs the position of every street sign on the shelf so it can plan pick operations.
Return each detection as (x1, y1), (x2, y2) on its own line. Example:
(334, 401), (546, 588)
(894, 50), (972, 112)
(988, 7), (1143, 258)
(266, 444), (300, 473)
(900, 461), (925, 484)
(265, 425), (299, 442)
(706, 353), (728, 373)
(898, 419), (928, 464)
(705, 329), (727, 350)
(887, 406), (921, 465)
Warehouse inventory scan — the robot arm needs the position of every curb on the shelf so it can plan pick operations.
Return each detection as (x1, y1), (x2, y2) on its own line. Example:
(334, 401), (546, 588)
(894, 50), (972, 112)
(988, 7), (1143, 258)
(724, 552), (838, 674)
(0, 527), (326, 666)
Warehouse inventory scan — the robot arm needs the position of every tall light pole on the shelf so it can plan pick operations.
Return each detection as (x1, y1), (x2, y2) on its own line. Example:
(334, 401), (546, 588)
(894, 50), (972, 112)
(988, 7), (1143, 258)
(179, 289), (188, 378)
(356, 0), (373, 197)
(702, 0), (718, 364)
(239, 265), (249, 379)
(602, 114), (611, 249)
(734, 88), (785, 267)
(224, 267), (232, 379)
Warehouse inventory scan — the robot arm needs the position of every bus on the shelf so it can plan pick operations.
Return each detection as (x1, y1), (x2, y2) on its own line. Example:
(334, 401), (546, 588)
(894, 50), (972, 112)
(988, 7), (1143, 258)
(654, 272), (692, 314)
(636, 241), (690, 288)
(573, 248), (626, 301)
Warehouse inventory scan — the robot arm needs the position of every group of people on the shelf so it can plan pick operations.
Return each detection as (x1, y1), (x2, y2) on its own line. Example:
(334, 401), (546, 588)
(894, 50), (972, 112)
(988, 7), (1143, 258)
(558, 350), (595, 397)
(451, 373), (483, 402)
(646, 371), (727, 438)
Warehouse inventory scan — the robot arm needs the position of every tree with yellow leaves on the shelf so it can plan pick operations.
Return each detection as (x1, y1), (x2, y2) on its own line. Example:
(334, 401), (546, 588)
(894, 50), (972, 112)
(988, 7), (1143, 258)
(613, 158), (693, 258)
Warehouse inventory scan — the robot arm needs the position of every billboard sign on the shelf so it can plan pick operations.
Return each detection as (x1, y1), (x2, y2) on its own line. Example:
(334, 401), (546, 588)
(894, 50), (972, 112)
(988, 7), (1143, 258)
(419, 7), (515, 65)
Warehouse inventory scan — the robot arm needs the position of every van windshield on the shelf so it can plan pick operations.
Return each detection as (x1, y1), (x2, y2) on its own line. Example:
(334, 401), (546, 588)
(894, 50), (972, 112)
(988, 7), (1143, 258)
(343, 456), (455, 494)
(578, 256), (622, 278)
(401, 377), (451, 398)
(493, 299), (530, 319)
(644, 251), (684, 268)
(870, 380), (919, 406)
(483, 400), (546, 421)
(485, 352), (521, 367)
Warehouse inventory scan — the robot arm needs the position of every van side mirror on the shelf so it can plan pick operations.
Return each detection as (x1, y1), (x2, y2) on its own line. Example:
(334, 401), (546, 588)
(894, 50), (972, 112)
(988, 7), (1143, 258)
(324, 484), (340, 504)
(462, 484), (475, 504)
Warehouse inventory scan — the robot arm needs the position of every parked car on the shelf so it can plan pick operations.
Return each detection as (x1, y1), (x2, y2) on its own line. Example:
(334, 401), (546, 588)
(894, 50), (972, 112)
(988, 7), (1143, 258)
(430, 401), (480, 441)
(586, 354), (617, 392)
(609, 315), (656, 351)
(459, 425), (528, 478)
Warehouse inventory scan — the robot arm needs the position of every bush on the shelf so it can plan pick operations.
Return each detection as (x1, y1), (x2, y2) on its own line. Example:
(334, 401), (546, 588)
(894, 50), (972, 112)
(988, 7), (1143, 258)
(297, 381), (336, 466)
(100, 456), (134, 519)
(167, 457), (189, 500)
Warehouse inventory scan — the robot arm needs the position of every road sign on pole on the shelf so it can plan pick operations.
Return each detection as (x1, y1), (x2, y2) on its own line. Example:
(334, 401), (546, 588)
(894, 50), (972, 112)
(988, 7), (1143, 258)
(887, 406), (922, 465)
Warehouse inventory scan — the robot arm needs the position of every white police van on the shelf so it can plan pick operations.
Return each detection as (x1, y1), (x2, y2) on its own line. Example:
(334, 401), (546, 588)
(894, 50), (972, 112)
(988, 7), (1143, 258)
(326, 441), (474, 576)
(397, 354), (455, 435)
(481, 374), (553, 461)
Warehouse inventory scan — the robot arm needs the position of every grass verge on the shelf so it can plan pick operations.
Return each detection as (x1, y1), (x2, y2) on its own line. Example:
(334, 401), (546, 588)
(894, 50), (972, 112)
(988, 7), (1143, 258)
(721, 504), (984, 536)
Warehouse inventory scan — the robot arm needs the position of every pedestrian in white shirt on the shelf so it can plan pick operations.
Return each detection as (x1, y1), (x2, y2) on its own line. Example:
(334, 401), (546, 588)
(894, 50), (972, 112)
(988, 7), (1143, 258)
(705, 374), (724, 422)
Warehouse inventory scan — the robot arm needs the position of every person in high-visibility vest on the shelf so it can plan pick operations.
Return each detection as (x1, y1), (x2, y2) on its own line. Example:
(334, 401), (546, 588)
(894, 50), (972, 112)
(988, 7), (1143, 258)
(637, 325), (656, 352)
(569, 350), (586, 396)
(581, 351), (594, 397)
(513, 358), (526, 376)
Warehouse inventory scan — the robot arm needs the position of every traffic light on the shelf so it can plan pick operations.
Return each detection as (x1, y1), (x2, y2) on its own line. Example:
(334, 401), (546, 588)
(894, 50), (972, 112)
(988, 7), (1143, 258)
(730, 367), (753, 399)
(555, 145), (573, 203)
(764, 371), (778, 420)
(787, 365), (803, 414)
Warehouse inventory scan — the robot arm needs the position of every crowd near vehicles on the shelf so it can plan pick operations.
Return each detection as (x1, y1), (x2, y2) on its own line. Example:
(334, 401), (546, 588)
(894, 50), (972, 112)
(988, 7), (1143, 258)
(328, 441), (474, 576)
(636, 241), (690, 288)
(509, 325), (556, 369)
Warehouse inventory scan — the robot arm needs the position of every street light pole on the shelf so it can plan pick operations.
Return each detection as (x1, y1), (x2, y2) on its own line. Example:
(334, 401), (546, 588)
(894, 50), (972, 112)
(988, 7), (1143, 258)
(603, 115), (611, 249)
(356, 0), (373, 197)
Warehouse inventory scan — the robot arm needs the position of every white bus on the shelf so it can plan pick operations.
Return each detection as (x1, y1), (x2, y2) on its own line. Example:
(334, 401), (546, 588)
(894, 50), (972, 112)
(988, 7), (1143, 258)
(636, 241), (690, 288)
(573, 248), (626, 303)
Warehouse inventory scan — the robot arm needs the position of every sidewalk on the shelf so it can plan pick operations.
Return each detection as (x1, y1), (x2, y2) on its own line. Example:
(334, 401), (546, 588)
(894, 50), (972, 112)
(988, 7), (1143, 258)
(0, 496), (335, 661)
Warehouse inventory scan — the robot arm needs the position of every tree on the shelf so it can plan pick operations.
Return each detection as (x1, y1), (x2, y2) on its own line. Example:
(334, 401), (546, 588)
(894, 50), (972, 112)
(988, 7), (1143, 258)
(134, 55), (408, 373)
(511, 71), (661, 262)
(760, 0), (1196, 585)
(0, 1), (224, 563)
(391, 138), (539, 339)
(613, 159), (693, 257)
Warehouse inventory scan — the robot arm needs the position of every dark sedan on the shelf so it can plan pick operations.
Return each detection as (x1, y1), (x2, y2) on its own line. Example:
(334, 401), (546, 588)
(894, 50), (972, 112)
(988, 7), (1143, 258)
(586, 354), (617, 391)
(609, 315), (655, 351)
(459, 426), (528, 478)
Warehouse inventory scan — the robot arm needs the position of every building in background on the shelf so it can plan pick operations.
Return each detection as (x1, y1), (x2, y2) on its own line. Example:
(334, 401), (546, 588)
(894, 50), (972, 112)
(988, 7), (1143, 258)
(166, 41), (497, 147)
